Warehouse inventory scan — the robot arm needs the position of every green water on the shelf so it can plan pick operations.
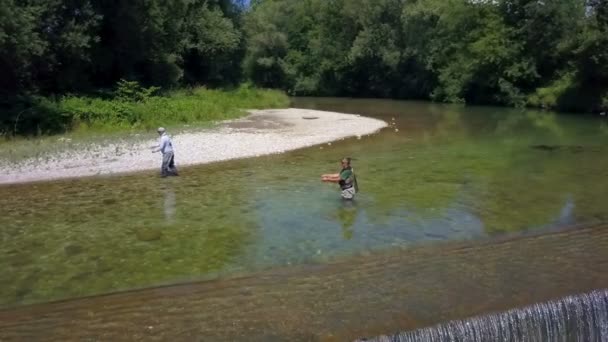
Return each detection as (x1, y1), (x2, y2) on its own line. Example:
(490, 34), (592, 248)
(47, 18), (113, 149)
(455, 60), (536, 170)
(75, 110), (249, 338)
(2, 98), (608, 308)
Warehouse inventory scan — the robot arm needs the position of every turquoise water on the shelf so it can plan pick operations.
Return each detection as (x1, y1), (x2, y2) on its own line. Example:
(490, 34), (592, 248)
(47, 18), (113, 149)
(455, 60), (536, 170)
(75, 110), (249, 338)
(1, 98), (608, 307)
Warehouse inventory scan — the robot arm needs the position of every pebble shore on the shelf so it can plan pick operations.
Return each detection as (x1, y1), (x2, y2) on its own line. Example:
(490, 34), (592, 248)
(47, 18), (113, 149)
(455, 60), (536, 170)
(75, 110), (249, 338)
(0, 108), (387, 185)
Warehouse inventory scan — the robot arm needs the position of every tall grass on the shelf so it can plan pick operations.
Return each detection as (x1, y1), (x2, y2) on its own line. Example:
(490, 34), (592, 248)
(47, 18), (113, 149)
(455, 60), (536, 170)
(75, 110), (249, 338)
(0, 85), (289, 162)
(60, 84), (289, 132)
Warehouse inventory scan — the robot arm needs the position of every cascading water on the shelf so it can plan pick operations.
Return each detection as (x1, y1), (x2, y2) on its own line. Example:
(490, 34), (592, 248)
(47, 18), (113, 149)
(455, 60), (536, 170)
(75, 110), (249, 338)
(357, 289), (608, 342)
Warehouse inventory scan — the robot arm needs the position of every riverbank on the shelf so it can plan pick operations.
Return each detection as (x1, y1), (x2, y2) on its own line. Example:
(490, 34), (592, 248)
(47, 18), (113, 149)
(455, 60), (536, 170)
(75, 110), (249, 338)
(0, 108), (387, 185)
(3, 85), (289, 136)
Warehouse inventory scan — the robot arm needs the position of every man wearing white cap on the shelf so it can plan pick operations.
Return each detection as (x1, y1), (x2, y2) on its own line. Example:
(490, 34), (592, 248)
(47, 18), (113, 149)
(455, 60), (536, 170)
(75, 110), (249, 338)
(151, 127), (178, 177)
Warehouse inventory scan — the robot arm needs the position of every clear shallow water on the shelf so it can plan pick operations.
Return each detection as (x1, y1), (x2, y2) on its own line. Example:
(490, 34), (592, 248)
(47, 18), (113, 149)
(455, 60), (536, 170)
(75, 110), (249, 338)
(2, 98), (608, 307)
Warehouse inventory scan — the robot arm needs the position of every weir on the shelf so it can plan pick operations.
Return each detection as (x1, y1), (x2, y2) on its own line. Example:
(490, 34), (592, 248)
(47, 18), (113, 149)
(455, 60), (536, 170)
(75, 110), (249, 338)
(358, 289), (608, 342)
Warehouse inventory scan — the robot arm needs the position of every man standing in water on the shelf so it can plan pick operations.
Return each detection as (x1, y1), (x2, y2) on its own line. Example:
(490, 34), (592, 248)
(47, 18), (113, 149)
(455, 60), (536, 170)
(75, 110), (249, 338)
(321, 157), (358, 200)
(151, 127), (178, 177)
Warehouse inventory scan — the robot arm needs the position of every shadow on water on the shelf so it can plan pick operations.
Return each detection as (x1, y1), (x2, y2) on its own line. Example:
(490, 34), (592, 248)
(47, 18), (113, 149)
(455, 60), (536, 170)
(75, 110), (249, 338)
(336, 200), (360, 240)
(358, 289), (608, 342)
(161, 183), (176, 225)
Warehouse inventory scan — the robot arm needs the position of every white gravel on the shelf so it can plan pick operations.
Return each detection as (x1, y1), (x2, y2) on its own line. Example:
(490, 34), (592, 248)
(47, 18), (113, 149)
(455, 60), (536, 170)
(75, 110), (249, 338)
(0, 108), (387, 185)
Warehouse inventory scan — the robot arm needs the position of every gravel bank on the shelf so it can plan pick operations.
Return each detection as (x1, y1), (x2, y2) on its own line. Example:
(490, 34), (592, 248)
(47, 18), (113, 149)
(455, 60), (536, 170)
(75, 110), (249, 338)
(0, 108), (387, 185)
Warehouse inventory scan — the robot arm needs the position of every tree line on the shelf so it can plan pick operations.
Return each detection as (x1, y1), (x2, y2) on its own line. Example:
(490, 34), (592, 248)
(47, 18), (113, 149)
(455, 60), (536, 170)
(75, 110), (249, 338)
(1, 0), (607, 117)
(244, 0), (608, 113)
(1, 0), (247, 96)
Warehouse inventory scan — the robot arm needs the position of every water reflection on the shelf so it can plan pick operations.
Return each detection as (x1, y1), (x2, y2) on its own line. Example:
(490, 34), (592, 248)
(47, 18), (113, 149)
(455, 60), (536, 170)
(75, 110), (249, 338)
(557, 196), (576, 226)
(527, 111), (565, 138)
(161, 183), (176, 224)
(336, 201), (359, 240)
(600, 121), (608, 135)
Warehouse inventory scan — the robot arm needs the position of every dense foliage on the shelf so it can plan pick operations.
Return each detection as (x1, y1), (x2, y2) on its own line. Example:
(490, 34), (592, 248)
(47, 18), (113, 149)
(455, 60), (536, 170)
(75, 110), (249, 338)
(243, 0), (608, 113)
(0, 0), (251, 135)
(2, 0), (607, 135)
(1, 0), (246, 95)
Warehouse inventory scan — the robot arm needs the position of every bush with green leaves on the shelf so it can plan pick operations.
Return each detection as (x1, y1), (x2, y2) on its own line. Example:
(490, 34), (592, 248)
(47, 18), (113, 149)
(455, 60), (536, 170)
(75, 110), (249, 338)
(59, 84), (288, 131)
(113, 80), (161, 102)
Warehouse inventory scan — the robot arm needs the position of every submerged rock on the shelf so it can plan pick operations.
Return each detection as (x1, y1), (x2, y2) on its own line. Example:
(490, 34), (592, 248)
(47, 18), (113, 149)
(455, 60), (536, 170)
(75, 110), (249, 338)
(70, 271), (94, 281)
(96, 262), (113, 273)
(15, 286), (33, 300)
(15, 269), (42, 300)
(102, 198), (117, 205)
(64, 244), (85, 257)
(531, 144), (560, 151)
(530, 144), (591, 153)
(135, 227), (162, 242)
(8, 254), (32, 268)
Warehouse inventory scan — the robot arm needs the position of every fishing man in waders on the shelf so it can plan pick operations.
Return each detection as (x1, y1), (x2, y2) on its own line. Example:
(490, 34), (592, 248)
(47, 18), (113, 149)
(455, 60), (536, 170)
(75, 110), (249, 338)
(321, 157), (358, 200)
(151, 127), (178, 177)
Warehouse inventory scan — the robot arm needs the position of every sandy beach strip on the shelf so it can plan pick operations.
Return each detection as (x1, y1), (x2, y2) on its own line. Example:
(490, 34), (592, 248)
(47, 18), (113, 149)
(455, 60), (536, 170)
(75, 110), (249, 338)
(0, 108), (387, 185)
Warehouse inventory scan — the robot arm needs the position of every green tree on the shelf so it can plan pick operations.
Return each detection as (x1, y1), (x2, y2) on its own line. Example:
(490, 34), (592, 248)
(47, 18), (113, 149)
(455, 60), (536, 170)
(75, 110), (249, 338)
(243, 0), (294, 88)
(180, 0), (243, 86)
(0, 0), (100, 95)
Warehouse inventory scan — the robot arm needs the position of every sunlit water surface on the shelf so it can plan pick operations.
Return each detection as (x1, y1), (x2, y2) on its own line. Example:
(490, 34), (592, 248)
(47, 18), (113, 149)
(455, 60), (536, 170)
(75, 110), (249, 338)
(2, 98), (608, 307)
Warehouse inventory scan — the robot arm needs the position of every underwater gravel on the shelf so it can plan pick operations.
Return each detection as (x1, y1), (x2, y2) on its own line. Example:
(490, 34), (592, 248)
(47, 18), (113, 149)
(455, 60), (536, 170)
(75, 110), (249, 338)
(0, 108), (387, 184)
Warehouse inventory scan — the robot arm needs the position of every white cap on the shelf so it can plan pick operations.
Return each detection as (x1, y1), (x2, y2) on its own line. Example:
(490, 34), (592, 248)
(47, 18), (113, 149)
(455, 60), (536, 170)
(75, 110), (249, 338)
(157, 127), (166, 133)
